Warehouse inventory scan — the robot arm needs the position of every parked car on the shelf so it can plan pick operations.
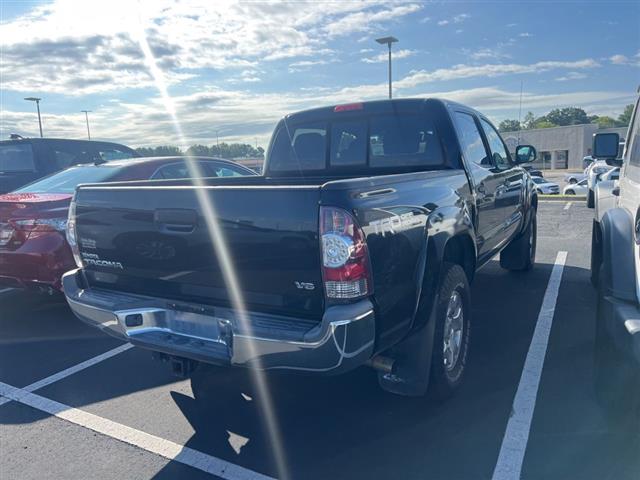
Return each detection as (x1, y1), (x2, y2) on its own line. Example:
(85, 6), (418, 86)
(531, 176), (560, 194)
(564, 172), (587, 184)
(586, 160), (615, 208)
(523, 165), (544, 177)
(589, 92), (640, 423)
(600, 167), (620, 182)
(0, 156), (255, 292)
(63, 98), (539, 399)
(0, 137), (140, 194)
(563, 178), (588, 195)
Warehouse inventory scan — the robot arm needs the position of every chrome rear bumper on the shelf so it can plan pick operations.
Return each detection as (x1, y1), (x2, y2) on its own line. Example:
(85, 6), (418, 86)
(62, 269), (375, 373)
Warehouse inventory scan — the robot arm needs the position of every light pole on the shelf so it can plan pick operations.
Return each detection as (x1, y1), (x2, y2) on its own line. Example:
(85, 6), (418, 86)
(24, 97), (43, 137)
(375, 36), (398, 99)
(81, 110), (92, 140)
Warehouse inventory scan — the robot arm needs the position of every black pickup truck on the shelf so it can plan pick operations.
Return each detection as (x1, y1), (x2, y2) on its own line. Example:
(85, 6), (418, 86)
(63, 99), (538, 397)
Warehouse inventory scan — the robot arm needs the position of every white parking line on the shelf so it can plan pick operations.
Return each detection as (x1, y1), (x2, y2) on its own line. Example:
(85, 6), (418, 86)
(0, 381), (274, 480)
(0, 343), (133, 407)
(492, 251), (568, 480)
(564, 202), (573, 210)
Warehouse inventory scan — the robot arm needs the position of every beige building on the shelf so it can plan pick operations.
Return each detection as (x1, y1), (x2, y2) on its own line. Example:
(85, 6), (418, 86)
(502, 124), (627, 170)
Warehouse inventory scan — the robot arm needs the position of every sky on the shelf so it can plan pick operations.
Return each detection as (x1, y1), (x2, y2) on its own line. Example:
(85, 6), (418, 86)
(0, 0), (639, 149)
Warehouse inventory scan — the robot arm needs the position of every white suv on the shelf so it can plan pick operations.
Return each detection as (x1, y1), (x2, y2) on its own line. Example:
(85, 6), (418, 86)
(590, 92), (640, 422)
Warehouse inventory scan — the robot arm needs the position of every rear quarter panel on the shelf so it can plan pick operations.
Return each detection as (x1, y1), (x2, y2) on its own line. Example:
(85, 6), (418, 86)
(321, 170), (474, 350)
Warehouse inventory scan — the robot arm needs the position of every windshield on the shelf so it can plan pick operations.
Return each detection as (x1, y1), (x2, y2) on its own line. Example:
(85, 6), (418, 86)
(14, 165), (122, 194)
(532, 177), (547, 184)
(269, 113), (444, 173)
(0, 143), (35, 172)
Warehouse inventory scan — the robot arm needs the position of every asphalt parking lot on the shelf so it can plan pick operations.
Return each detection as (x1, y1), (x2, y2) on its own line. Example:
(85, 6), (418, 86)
(1, 201), (638, 480)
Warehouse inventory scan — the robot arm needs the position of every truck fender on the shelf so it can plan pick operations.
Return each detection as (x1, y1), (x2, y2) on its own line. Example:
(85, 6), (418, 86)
(377, 206), (476, 396)
(599, 207), (637, 303)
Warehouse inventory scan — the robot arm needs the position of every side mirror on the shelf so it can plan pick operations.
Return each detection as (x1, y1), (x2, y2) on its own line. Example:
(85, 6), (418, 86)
(515, 145), (536, 164)
(593, 132), (619, 160)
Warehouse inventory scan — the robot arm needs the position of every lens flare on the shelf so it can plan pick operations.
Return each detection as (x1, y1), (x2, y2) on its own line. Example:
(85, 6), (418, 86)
(133, 14), (289, 480)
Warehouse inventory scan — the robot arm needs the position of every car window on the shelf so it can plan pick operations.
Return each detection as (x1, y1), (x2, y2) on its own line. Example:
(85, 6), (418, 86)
(269, 123), (327, 172)
(578, 179), (587, 186)
(0, 143), (35, 172)
(208, 165), (248, 177)
(51, 143), (96, 168)
(368, 115), (443, 168)
(627, 100), (640, 168)
(151, 162), (192, 180)
(330, 120), (367, 167)
(14, 165), (122, 194)
(480, 118), (511, 170)
(454, 112), (490, 168)
(96, 147), (135, 161)
(532, 177), (546, 184)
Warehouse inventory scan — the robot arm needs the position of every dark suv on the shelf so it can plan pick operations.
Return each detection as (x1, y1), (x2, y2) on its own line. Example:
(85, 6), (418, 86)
(0, 137), (139, 193)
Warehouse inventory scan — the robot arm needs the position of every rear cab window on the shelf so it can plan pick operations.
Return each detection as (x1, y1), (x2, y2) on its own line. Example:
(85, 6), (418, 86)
(267, 105), (445, 175)
(0, 143), (36, 172)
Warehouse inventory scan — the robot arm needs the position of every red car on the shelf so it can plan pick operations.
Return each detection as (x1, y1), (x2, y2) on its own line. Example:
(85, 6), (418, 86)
(0, 156), (256, 292)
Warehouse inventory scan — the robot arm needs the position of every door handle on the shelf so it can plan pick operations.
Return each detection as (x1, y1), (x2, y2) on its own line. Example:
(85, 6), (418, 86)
(154, 209), (197, 233)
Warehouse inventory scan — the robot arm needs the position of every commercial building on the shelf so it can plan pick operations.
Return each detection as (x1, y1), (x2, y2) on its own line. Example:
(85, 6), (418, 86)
(502, 124), (627, 170)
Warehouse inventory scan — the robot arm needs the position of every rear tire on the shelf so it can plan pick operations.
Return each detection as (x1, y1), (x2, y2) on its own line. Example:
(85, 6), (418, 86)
(500, 209), (537, 271)
(429, 263), (471, 401)
(587, 189), (595, 208)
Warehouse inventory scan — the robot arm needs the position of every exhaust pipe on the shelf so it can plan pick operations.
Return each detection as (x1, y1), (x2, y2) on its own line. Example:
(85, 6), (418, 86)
(367, 355), (395, 374)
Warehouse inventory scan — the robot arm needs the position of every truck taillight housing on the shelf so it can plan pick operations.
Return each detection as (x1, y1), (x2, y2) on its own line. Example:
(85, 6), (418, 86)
(66, 198), (83, 268)
(320, 206), (372, 301)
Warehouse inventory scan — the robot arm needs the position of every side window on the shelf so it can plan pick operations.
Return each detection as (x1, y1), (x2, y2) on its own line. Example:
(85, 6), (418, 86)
(480, 118), (511, 170)
(96, 148), (134, 161)
(454, 112), (490, 168)
(151, 163), (191, 180)
(203, 162), (247, 177)
(52, 144), (95, 169)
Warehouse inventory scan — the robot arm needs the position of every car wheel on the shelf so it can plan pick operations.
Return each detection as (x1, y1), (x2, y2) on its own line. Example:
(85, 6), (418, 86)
(500, 208), (536, 271)
(566, 189), (575, 195)
(429, 262), (471, 401)
(587, 189), (595, 208)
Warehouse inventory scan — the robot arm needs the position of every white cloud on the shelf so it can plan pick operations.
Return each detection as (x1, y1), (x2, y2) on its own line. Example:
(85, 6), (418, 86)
(555, 71), (587, 82)
(395, 58), (600, 88)
(609, 53), (640, 66)
(0, 0), (419, 95)
(452, 14), (470, 23)
(465, 48), (511, 61)
(518, 32), (533, 37)
(437, 20), (449, 26)
(419, 16), (431, 24)
(362, 49), (416, 63)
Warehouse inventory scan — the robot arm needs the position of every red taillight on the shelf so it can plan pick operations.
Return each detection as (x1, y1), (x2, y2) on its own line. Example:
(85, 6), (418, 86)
(320, 206), (372, 301)
(333, 103), (363, 112)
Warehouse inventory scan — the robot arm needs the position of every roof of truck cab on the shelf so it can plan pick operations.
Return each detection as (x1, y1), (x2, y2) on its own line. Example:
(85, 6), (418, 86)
(282, 98), (485, 123)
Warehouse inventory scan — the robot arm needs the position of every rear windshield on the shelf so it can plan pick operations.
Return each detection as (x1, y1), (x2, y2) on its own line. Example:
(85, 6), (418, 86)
(268, 114), (444, 173)
(0, 143), (35, 172)
(532, 177), (546, 184)
(14, 165), (123, 194)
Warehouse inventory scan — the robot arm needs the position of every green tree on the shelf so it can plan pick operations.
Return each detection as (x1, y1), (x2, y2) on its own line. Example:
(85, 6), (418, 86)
(498, 119), (521, 132)
(545, 107), (589, 126)
(136, 145), (183, 157)
(617, 104), (634, 127)
(533, 120), (557, 129)
(522, 111), (536, 129)
(595, 116), (618, 128)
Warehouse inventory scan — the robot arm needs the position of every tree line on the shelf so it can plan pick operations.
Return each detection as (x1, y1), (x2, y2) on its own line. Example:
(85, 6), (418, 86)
(498, 104), (633, 132)
(135, 143), (265, 159)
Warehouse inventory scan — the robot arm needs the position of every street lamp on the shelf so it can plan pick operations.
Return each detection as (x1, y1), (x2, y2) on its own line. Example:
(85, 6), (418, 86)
(81, 110), (92, 140)
(375, 36), (398, 99)
(24, 97), (43, 138)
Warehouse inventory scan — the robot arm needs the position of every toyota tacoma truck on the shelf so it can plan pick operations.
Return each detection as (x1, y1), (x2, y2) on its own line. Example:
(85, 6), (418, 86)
(62, 99), (538, 398)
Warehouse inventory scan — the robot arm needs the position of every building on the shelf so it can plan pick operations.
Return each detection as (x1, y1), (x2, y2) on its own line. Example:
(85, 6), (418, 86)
(502, 124), (627, 170)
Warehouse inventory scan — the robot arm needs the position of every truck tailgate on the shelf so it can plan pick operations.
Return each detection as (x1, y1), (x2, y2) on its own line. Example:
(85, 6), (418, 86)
(74, 185), (324, 320)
